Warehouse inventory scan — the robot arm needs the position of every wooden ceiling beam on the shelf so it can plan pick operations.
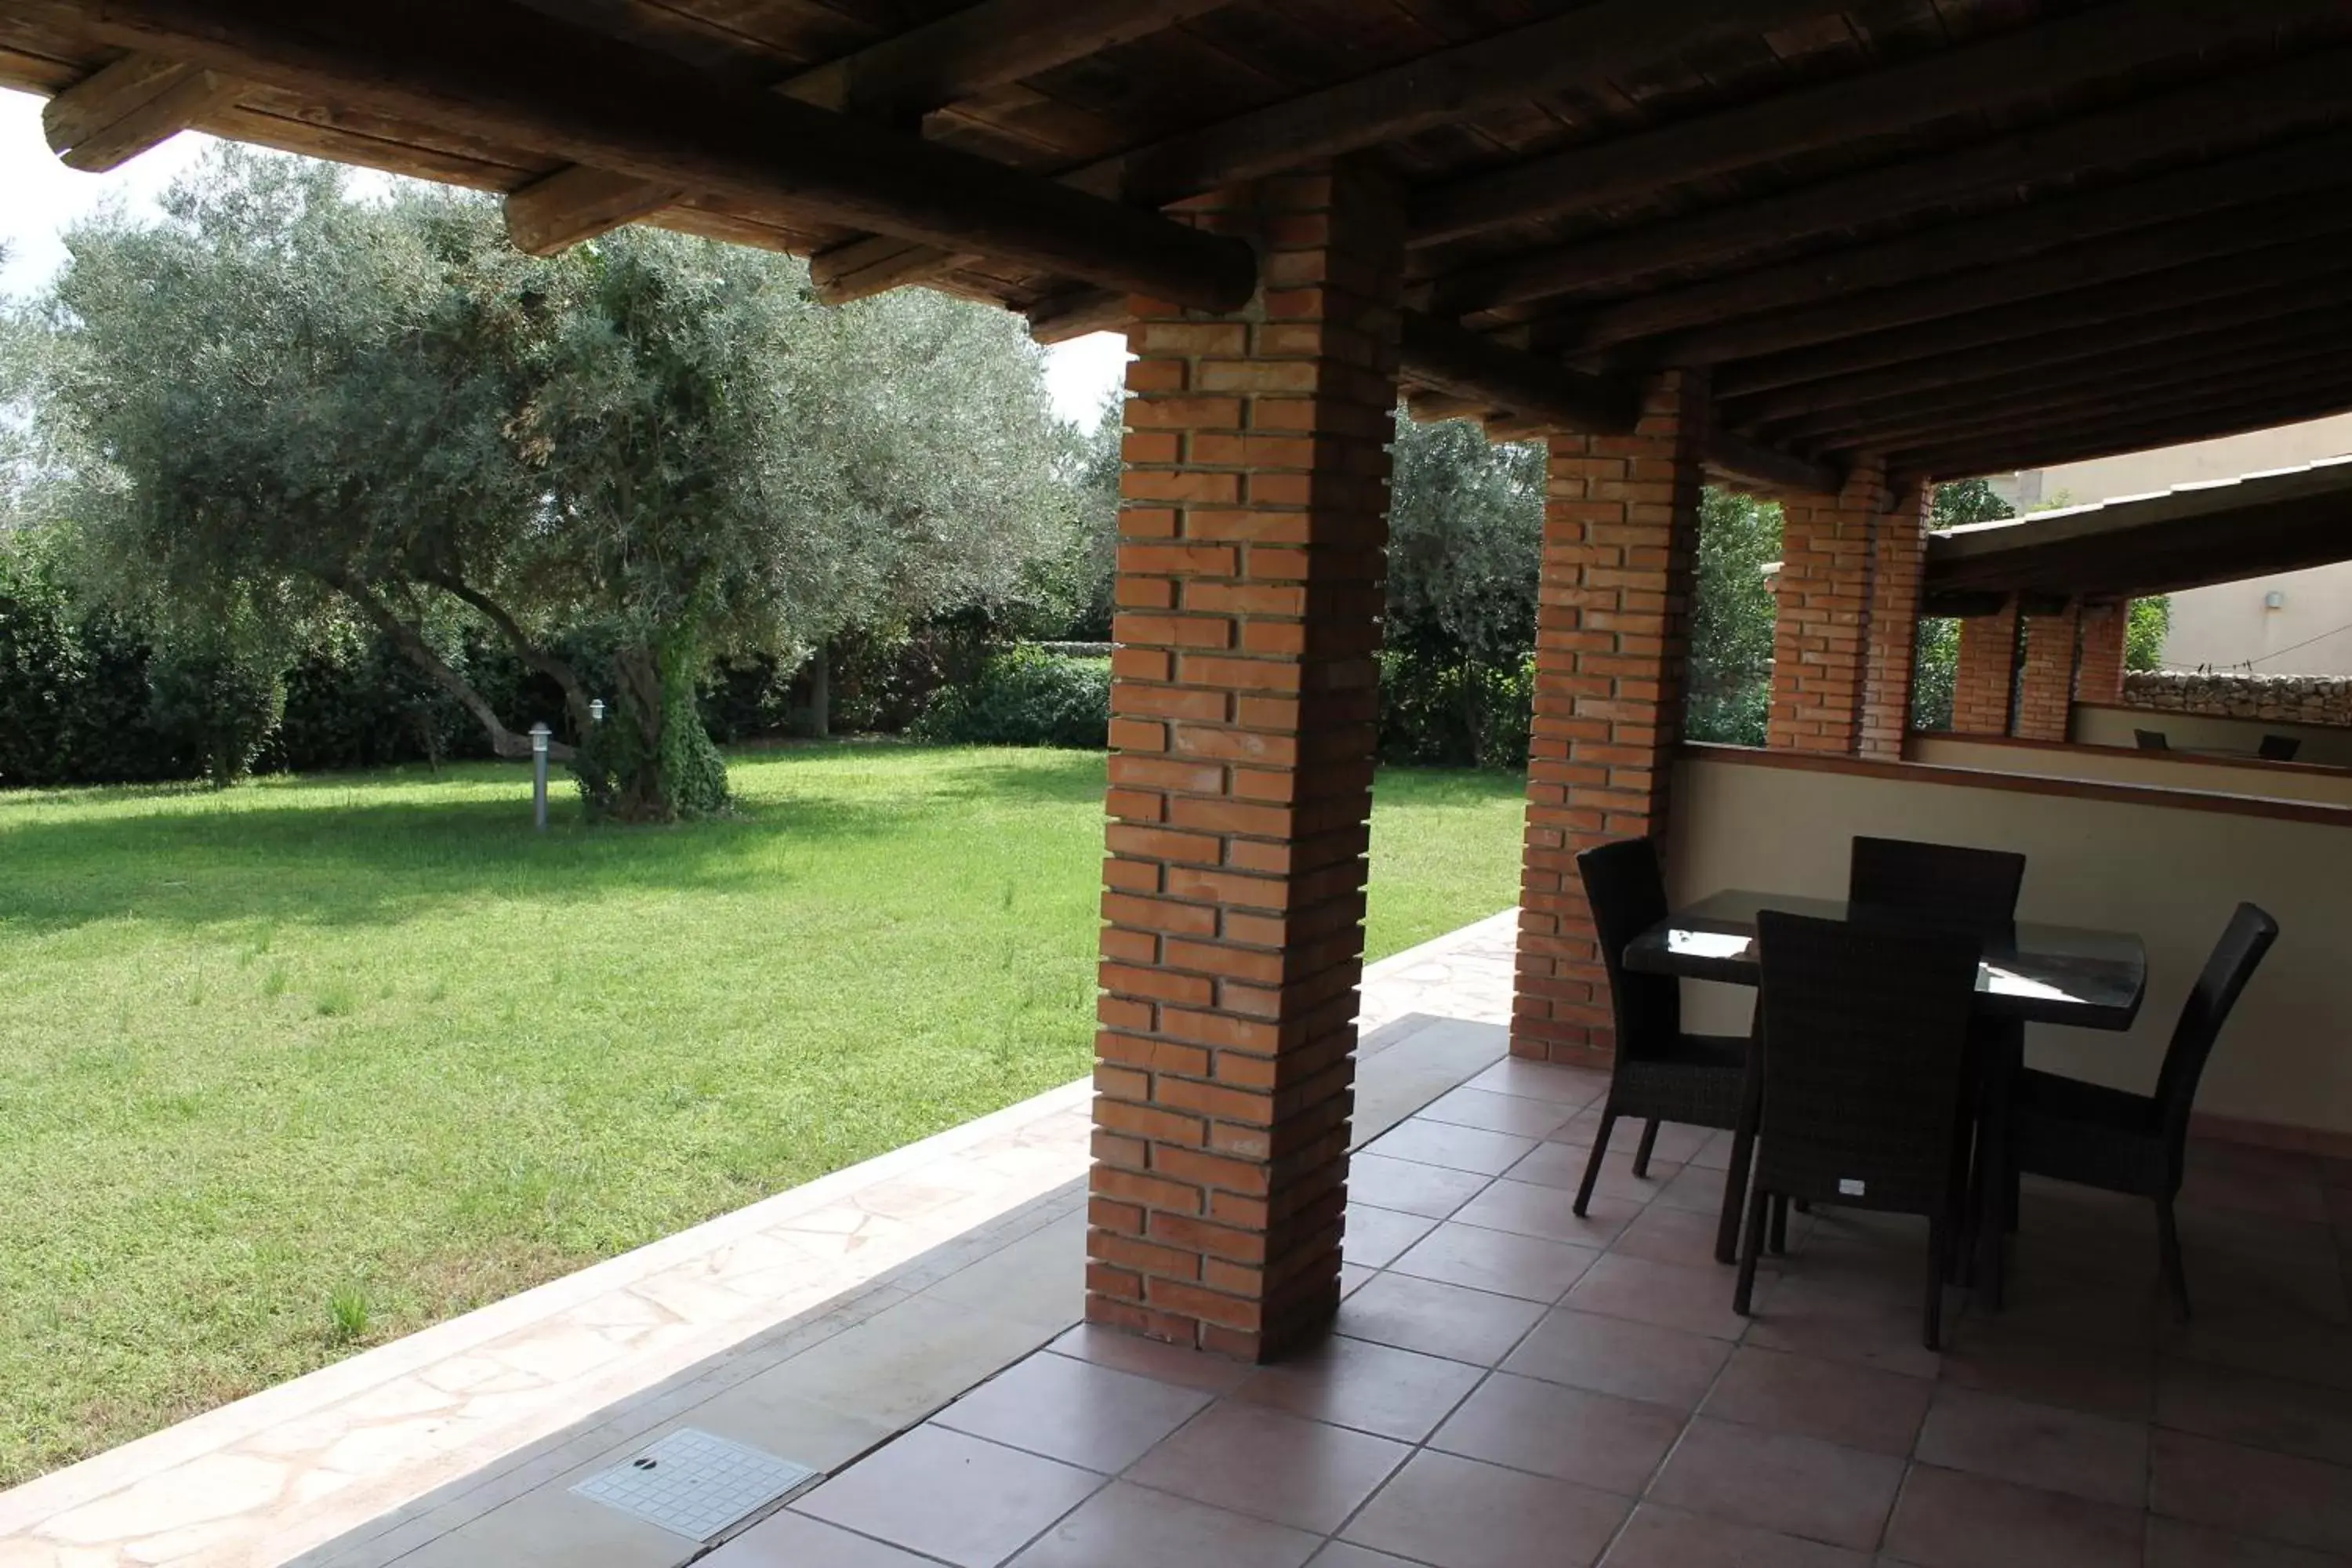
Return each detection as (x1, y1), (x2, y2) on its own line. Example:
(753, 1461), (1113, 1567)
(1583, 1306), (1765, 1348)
(1711, 240), (2352, 402)
(1718, 268), (2352, 427)
(1756, 307), (2352, 447)
(1892, 382), (2352, 484)
(1395, 313), (1641, 437)
(76, 0), (1258, 312)
(1926, 490), (2352, 600)
(505, 0), (1232, 256)
(1424, 48), (2352, 319)
(1534, 132), (2352, 362)
(41, 48), (241, 170)
(1409, 0), (2332, 249)
(1704, 426), (1845, 499)
(1581, 180), (2352, 376)
(813, 0), (1844, 305)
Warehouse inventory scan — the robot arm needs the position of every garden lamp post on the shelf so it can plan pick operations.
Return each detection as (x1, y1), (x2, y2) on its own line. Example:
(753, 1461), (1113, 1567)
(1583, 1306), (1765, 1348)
(530, 722), (550, 832)
(590, 699), (605, 724)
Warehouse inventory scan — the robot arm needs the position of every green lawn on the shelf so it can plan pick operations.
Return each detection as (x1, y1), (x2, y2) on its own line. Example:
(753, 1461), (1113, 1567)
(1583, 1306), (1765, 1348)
(0, 743), (1523, 1482)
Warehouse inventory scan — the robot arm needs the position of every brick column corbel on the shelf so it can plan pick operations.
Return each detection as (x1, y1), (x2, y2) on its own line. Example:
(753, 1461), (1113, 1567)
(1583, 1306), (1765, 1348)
(1511, 369), (1710, 1067)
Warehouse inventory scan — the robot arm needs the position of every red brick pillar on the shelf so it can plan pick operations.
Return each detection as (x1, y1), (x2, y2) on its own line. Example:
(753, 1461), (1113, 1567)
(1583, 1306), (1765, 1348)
(2014, 599), (2082, 742)
(1512, 371), (1709, 1067)
(1858, 481), (1930, 762)
(1951, 598), (2020, 736)
(2076, 598), (2128, 708)
(1087, 162), (1403, 1361)
(1767, 459), (1890, 753)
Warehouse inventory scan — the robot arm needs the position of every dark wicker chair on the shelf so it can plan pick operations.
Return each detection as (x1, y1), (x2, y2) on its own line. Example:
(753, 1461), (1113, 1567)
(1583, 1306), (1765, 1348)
(1572, 838), (1751, 1217)
(1736, 912), (1981, 1349)
(1848, 836), (2026, 934)
(2135, 728), (2170, 751)
(2259, 735), (2302, 762)
(2008, 902), (2278, 1319)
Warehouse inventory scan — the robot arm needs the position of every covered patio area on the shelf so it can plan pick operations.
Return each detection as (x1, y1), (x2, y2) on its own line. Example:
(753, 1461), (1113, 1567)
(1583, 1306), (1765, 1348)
(6, 0), (2352, 1563)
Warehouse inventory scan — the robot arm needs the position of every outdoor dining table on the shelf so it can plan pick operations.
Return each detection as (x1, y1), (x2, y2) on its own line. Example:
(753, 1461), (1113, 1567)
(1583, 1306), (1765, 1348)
(1621, 889), (2148, 1296)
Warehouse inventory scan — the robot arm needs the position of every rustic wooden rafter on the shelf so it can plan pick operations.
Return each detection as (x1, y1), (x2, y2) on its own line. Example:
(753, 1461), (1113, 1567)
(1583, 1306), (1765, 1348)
(1894, 381), (2352, 485)
(75, 0), (1259, 311)
(42, 48), (241, 170)
(1704, 426), (1846, 499)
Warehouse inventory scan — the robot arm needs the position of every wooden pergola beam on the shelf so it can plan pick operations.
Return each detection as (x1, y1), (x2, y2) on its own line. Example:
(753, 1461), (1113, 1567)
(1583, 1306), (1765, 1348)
(1712, 238), (2352, 402)
(1395, 313), (1640, 437)
(1719, 268), (2352, 427)
(1927, 492), (2352, 600)
(1704, 426), (1846, 499)
(41, 48), (241, 171)
(1408, 0), (2332, 249)
(76, 0), (1258, 312)
(813, 0), (1845, 305)
(1534, 132), (2352, 362)
(1424, 48), (2352, 319)
(505, 0), (1233, 256)
(1581, 180), (2352, 375)
(1755, 306), (2352, 447)
(1892, 381), (2352, 484)
(1876, 359), (2352, 463)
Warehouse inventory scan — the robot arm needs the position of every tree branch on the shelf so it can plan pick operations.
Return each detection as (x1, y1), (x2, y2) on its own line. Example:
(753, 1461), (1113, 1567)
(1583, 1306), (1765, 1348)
(325, 571), (575, 760)
(422, 572), (595, 733)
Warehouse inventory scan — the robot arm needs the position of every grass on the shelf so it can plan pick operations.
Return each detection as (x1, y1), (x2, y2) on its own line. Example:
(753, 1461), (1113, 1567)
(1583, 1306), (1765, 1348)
(0, 742), (1525, 1483)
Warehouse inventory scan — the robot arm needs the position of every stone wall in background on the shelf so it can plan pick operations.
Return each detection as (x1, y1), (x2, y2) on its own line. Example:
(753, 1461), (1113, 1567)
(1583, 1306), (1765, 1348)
(2124, 671), (2352, 728)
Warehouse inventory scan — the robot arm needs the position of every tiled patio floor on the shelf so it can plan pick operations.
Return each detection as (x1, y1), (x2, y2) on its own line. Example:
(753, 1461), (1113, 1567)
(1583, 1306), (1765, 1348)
(707, 1054), (2352, 1568)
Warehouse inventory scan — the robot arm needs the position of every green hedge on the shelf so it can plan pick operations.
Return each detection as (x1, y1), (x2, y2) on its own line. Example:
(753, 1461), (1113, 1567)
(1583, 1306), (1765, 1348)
(911, 648), (1110, 749)
(1375, 650), (1534, 769)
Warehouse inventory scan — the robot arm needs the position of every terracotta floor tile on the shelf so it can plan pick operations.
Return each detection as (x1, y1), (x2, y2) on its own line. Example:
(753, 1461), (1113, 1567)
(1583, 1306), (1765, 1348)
(2158, 1359), (2352, 1468)
(1428, 1370), (1683, 1495)
(1234, 1333), (1483, 1442)
(1938, 1316), (2154, 1422)
(1417, 1086), (1575, 1140)
(1504, 1139), (1685, 1205)
(1346, 1154), (1494, 1220)
(2163, 1308), (2352, 1395)
(1124, 1402), (1407, 1535)
(1388, 1219), (1598, 1303)
(933, 1351), (1210, 1472)
(1600, 1502), (1872, 1567)
(1548, 1112), (1720, 1165)
(1913, 1385), (2150, 1507)
(1336, 1271), (1545, 1367)
(2178, 1163), (2333, 1227)
(1744, 1272), (1944, 1381)
(1306, 1545), (1423, 1567)
(1612, 1202), (1759, 1272)
(2152, 1428), (2352, 1556)
(1466, 1058), (1610, 1108)
(1646, 1415), (1906, 1552)
(1451, 1178), (1642, 1248)
(1880, 1463), (2143, 1568)
(706, 1511), (941, 1566)
(1700, 1345), (1931, 1457)
(1342, 1204), (1439, 1270)
(1501, 1305), (1733, 1411)
(2144, 1516), (2352, 1567)
(1567, 1252), (1751, 1341)
(1649, 1160), (1747, 1217)
(1006, 1481), (1321, 1568)
(1045, 1324), (1253, 1396)
(1339, 1449), (1631, 1568)
(792, 1425), (1102, 1568)
(1366, 1118), (1540, 1178)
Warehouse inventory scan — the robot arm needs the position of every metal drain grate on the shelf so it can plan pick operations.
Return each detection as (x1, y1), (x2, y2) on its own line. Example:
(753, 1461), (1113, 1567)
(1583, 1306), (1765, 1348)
(572, 1428), (818, 1541)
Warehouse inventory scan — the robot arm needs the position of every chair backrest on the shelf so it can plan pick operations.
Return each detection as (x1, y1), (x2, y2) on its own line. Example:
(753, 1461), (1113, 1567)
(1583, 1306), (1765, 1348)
(1753, 912), (1980, 1213)
(1576, 837), (1681, 1058)
(2135, 729), (2170, 751)
(2151, 902), (2281, 1168)
(1848, 835), (2026, 937)
(2259, 735), (2302, 762)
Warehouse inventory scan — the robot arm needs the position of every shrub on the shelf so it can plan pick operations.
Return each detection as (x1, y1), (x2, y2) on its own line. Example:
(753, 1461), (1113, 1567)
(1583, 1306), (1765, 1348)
(145, 645), (286, 789)
(912, 648), (1109, 749)
(1376, 649), (1533, 769)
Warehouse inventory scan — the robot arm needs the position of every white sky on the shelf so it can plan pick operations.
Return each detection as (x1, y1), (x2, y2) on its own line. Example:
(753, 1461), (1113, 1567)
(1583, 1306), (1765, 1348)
(0, 86), (1129, 424)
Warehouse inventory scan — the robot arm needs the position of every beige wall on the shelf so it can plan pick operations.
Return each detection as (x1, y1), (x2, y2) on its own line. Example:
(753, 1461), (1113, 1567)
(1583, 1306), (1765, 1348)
(2072, 706), (2352, 768)
(1911, 735), (2352, 808)
(1664, 753), (2352, 1138)
(1992, 414), (2352, 677)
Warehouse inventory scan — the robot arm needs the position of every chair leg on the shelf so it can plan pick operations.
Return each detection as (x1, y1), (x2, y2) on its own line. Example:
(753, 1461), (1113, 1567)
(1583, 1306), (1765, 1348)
(1631, 1119), (1661, 1178)
(1924, 1216), (1948, 1351)
(1734, 1184), (1771, 1316)
(1716, 1025), (1766, 1266)
(2157, 1196), (2190, 1321)
(1573, 1112), (1617, 1219)
(1768, 1194), (1789, 1256)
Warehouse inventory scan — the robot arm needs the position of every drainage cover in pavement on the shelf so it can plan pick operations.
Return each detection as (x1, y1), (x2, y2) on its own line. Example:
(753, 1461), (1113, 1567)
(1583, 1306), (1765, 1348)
(572, 1428), (818, 1541)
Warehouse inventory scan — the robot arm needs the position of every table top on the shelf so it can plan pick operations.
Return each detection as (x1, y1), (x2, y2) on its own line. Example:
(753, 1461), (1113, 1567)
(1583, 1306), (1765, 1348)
(1623, 889), (2148, 1030)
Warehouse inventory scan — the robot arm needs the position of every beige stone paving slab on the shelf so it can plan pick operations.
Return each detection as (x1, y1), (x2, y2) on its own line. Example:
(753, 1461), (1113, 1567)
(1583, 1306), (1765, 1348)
(0, 909), (1515, 1568)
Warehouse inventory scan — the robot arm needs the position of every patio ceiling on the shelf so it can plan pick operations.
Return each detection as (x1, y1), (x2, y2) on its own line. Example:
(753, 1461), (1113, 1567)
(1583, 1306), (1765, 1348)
(1925, 458), (2352, 602)
(5, 2), (2352, 487)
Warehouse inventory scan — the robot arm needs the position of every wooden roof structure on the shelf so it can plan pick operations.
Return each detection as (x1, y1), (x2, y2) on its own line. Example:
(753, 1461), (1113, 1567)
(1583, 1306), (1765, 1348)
(6, 0), (2352, 491)
(1925, 457), (2352, 602)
